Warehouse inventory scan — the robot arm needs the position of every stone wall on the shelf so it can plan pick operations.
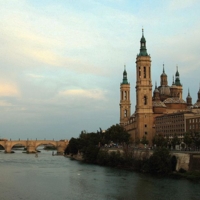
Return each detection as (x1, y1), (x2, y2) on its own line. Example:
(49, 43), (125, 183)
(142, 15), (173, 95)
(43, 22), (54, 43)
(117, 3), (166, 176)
(108, 149), (200, 172)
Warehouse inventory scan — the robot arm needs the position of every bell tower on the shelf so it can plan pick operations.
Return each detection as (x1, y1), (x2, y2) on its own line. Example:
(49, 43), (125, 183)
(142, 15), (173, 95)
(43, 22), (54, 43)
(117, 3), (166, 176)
(135, 29), (153, 142)
(120, 65), (131, 126)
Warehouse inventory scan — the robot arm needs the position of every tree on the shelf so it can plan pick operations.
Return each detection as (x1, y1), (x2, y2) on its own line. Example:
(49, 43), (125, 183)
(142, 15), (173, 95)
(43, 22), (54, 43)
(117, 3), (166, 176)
(192, 132), (200, 149)
(65, 137), (79, 155)
(147, 148), (172, 174)
(140, 136), (149, 145)
(83, 144), (99, 163)
(104, 124), (130, 145)
(152, 134), (167, 147)
(171, 135), (180, 149)
(183, 132), (192, 148)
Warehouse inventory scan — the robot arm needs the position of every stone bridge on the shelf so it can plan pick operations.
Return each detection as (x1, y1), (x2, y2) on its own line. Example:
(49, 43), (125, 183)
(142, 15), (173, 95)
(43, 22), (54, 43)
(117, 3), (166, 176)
(0, 140), (69, 154)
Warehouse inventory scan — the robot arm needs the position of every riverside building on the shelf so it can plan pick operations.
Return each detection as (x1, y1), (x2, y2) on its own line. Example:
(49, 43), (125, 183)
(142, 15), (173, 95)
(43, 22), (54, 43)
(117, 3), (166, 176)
(120, 30), (200, 144)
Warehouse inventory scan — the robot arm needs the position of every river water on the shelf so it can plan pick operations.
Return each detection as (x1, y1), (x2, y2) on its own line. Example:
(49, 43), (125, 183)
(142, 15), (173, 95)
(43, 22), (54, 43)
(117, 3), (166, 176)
(0, 149), (200, 200)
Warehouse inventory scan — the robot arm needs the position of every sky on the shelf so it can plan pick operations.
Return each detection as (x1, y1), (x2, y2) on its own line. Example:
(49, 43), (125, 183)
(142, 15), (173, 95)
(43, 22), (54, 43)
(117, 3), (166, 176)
(0, 0), (200, 140)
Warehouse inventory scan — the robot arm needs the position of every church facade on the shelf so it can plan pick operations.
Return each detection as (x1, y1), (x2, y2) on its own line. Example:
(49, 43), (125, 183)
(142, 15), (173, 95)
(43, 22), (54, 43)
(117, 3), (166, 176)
(120, 30), (200, 144)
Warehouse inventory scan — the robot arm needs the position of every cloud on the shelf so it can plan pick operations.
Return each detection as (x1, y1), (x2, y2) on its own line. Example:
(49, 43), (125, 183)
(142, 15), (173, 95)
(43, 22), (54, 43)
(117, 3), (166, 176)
(0, 83), (20, 97)
(0, 0), (139, 77)
(59, 89), (106, 100)
(0, 100), (12, 107)
(27, 74), (45, 79)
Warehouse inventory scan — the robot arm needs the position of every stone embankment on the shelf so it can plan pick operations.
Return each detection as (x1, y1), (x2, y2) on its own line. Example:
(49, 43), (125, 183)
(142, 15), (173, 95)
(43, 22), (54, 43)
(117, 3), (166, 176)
(109, 148), (200, 172)
(65, 148), (200, 172)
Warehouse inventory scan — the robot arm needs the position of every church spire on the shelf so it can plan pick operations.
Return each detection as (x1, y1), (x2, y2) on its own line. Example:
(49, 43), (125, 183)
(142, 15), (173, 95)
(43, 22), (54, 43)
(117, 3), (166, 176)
(187, 88), (192, 106)
(172, 76), (175, 85)
(163, 63), (165, 74)
(121, 65), (129, 84)
(187, 88), (191, 98)
(138, 28), (148, 56)
(175, 65), (182, 86)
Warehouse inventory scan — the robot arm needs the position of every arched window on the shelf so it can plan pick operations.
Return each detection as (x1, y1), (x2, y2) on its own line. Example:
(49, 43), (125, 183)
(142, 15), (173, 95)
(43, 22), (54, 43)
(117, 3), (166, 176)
(144, 95), (147, 105)
(139, 67), (141, 78)
(144, 66), (146, 78)
(124, 91), (127, 100)
(149, 67), (150, 78)
(124, 109), (127, 117)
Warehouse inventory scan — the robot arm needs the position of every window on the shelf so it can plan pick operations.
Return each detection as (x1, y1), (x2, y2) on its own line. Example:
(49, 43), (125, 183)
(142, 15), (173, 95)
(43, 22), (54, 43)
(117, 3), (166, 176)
(145, 124), (147, 127)
(144, 66), (146, 78)
(124, 91), (127, 100)
(144, 95), (147, 105)
(145, 132), (147, 135)
(149, 67), (150, 78)
(139, 67), (141, 78)
(124, 110), (127, 117)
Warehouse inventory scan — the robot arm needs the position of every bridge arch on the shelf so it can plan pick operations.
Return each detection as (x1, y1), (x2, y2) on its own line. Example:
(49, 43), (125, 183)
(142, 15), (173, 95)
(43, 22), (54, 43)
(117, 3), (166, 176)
(0, 144), (5, 150)
(35, 142), (57, 149)
(10, 142), (27, 150)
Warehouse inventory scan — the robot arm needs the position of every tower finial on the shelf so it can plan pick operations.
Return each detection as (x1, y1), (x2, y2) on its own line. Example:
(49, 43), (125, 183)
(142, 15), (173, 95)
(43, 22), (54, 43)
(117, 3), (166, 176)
(188, 88), (190, 95)
(142, 27), (144, 36)
(172, 76), (175, 84)
(163, 63), (165, 73)
(124, 64), (126, 70)
(155, 81), (157, 89)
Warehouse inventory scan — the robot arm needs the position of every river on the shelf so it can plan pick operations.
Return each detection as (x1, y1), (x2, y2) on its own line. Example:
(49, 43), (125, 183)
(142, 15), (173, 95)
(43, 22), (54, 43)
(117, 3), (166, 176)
(0, 148), (200, 200)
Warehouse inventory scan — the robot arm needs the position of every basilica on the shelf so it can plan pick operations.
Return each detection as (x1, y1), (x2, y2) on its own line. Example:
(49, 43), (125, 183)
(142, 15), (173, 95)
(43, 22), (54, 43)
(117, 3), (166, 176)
(120, 30), (200, 144)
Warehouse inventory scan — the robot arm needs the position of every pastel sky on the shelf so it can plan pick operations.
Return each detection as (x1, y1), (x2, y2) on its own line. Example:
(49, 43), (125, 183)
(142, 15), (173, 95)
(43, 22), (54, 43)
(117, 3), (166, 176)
(0, 0), (200, 140)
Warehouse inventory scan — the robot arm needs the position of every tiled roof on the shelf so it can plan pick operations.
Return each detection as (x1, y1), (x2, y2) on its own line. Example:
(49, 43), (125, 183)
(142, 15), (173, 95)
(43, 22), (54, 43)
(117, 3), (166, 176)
(163, 98), (186, 104)
(193, 102), (200, 108)
(153, 101), (167, 107)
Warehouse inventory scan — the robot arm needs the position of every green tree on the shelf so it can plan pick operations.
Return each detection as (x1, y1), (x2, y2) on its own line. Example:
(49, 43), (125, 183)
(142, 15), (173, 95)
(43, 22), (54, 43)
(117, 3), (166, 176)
(191, 132), (200, 149)
(65, 137), (79, 155)
(140, 136), (149, 145)
(83, 144), (100, 163)
(147, 148), (172, 174)
(104, 124), (130, 145)
(183, 132), (192, 148)
(152, 134), (167, 147)
(171, 135), (180, 149)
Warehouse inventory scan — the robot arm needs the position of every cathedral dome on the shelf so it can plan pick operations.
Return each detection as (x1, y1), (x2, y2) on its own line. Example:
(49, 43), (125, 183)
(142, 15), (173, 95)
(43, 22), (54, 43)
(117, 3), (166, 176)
(158, 85), (171, 96)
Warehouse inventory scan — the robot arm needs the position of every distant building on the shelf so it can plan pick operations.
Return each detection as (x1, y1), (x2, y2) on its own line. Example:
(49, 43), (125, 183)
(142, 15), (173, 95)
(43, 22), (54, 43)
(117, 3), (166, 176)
(120, 30), (200, 144)
(186, 115), (200, 133)
(155, 111), (200, 142)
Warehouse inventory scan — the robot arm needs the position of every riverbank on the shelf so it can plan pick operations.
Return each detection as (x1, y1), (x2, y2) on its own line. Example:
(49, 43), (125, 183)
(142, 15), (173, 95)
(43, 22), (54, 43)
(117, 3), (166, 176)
(65, 149), (200, 182)
(65, 154), (84, 161)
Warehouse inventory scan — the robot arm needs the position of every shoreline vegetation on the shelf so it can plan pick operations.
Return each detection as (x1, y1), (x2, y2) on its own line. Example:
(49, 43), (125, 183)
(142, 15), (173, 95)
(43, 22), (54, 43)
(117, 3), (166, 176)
(65, 149), (200, 181)
(64, 124), (200, 181)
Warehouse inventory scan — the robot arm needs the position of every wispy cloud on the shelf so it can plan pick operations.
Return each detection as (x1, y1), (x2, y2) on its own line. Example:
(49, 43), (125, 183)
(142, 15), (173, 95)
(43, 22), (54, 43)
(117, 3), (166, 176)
(27, 74), (45, 79)
(0, 82), (20, 97)
(0, 100), (12, 107)
(59, 89), (106, 100)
